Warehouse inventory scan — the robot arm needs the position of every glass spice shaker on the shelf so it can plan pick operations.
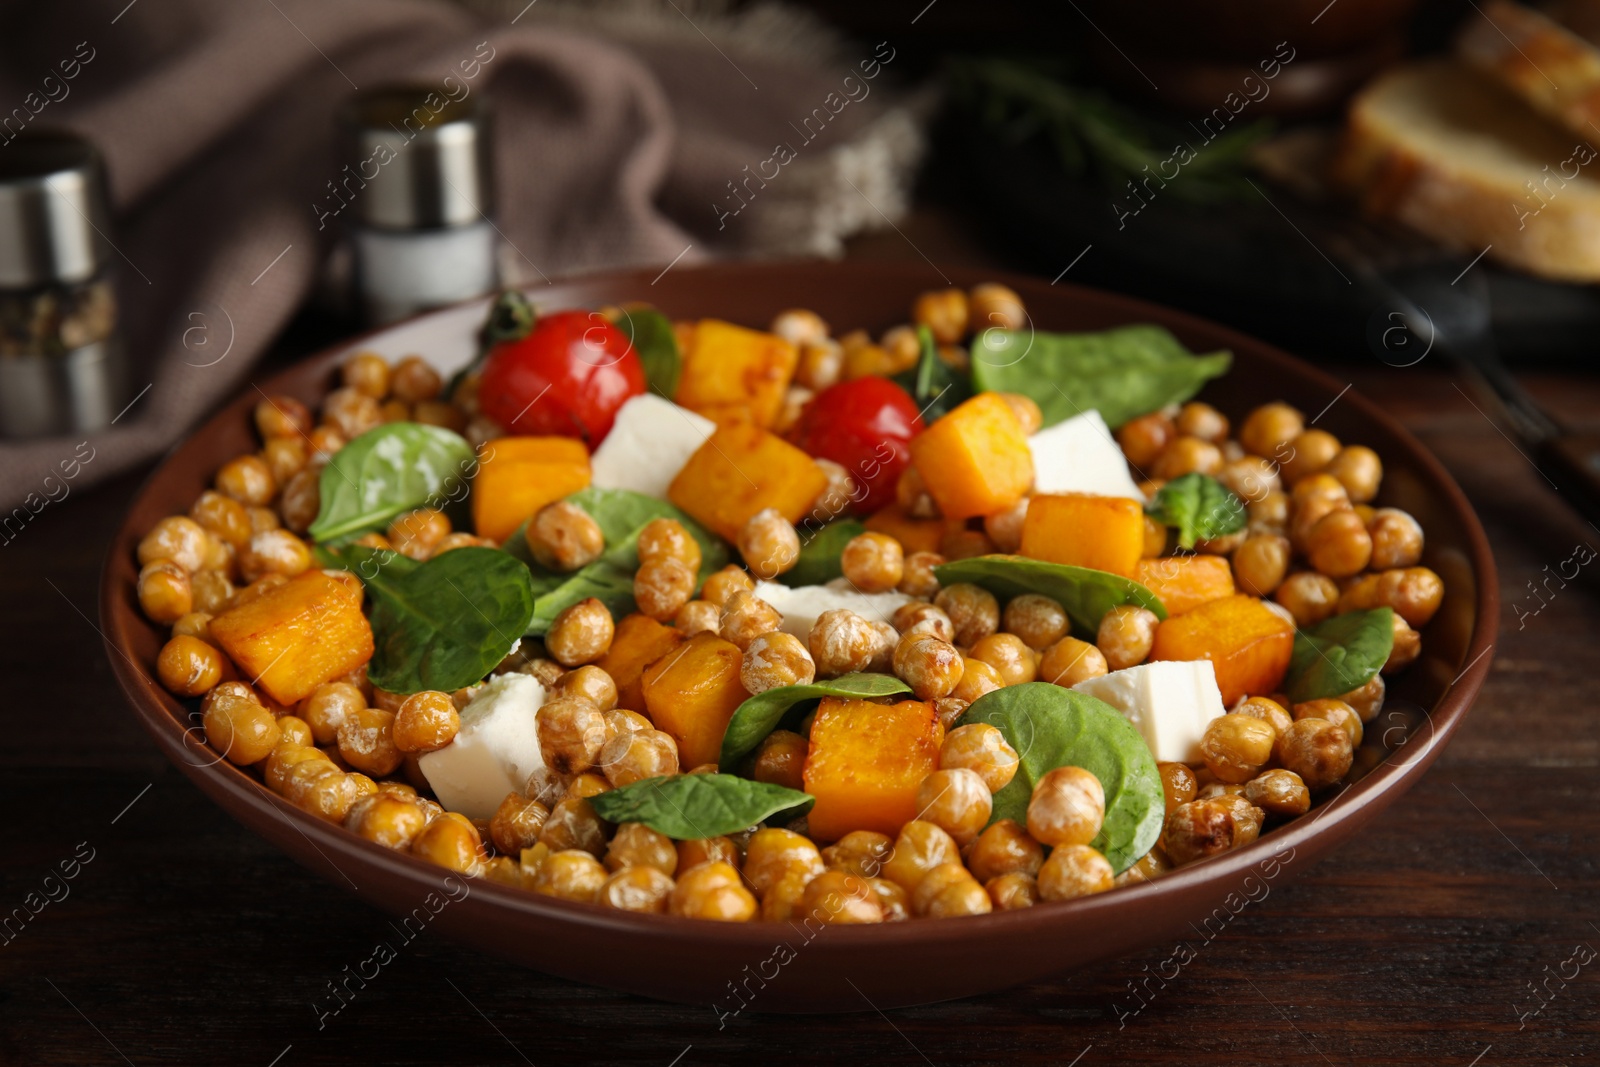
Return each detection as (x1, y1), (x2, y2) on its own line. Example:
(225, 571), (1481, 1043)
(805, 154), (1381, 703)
(337, 87), (498, 326)
(0, 131), (126, 438)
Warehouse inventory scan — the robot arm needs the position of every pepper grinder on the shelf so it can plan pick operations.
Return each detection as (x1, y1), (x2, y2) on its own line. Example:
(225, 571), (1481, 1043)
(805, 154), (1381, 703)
(0, 131), (126, 438)
(338, 87), (498, 325)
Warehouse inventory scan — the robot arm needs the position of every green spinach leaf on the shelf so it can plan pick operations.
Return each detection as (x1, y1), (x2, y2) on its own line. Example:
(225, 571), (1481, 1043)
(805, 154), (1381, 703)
(617, 307), (682, 400)
(503, 486), (729, 635)
(323, 543), (535, 694)
(1286, 607), (1395, 703)
(719, 672), (911, 769)
(956, 683), (1164, 872)
(934, 555), (1165, 637)
(589, 774), (813, 839)
(778, 519), (866, 587)
(444, 289), (537, 401)
(308, 423), (477, 543)
(892, 324), (968, 421)
(970, 324), (1231, 429)
(1145, 472), (1247, 550)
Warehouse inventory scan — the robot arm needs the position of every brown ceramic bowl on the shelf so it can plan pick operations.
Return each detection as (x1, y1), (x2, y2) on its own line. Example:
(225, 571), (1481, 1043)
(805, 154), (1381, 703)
(101, 261), (1496, 1012)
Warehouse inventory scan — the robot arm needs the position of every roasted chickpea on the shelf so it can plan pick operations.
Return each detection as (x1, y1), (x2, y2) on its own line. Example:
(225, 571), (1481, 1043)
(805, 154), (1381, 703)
(1037, 844), (1115, 901)
(252, 394), (312, 440)
(1176, 401), (1229, 444)
(489, 792), (550, 855)
(700, 565), (755, 608)
(600, 865), (675, 913)
(339, 351), (390, 398)
(1367, 508), (1424, 570)
(1275, 571), (1341, 627)
(138, 562), (193, 625)
(895, 465), (938, 518)
(893, 550), (942, 599)
(381, 507), (447, 562)
(894, 602), (955, 642)
(1035, 635), (1107, 689)
(202, 686), (280, 762)
(157, 634), (226, 697)
(1281, 428), (1341, 484)
(604, 822), (679, 875)
(741, 631), (815, 694)
(847, 343), (900, 381)
(215, 455), (277, 507)
(969, 632), (1037, 686)
(1117, 412), (1176, 470)
(631, 556), (693, 622)
(1163, 796), (1263, 866)
(939, 526), (995, 561)
(665, 599), (717, 638)
(987, 872), (1040, 910)
(546, 665), (615, 711)
(1153, 436), (1224, 480)
(412, 400), (466, 432)
(738, 508), (801, 580)
(321, 387), (381, 439)
(671, 862), (757, 921)
(1157, 761), (1198, 815)
(531, 849), (607, 902)
(715, 589), (779, 652)
(388, 355), (441, 404)
(1275, 717), (1353, 790)
(982, 498), (1029, 554)
(770, 308), (829, 347)
(795, 339), (843, 393)
(1305, 509), (1373, 578)
(349, 793), (428, 850)
(1097, 605), (1158, 670)
(913, 288), (969, 344)
(392, 691), (459, 753)
(1200, 712), (1278, 783)
(1239, 402), (1304, 459)
(1340, 673), (1386, 723)
(935, 583), (1000, 646)
(637, 517), (701, 571)
(880, 820), (962, 893)
(527, 501), (604, 572)
(335, 707), (403, 777)
(190, 491), (253, 548)
(1340, 566), (1444, 628)
(603, 707), (652, 737)
(839, 532), (904, 594)
(1234, 696), (1293, 739)
(750, 729), (807, 791)
(597, 728), (680, 787)
(1217, 456), (1281, 506)
(946, 656), (999, 705)
(1232, 533), (1290, 598)
(933, 696), (969, 732)
(1249, 490), (1290, 535)
(807, 608), (878, 677)
(275, 469), (318, 534)
(301, 682), (365, 745)
(994, 391), (1043, 435)
(819, 830), (893, 878)
(1324, 444), (1382, 503)
(914, 768), (992, 847)
(742, 827), (824, 895)
(798, 869), (884, 923)
(912, 862), (981, 916)
(538, 696), (609, 776)
(939, 723), (1018, 793)
(961, 818), (1040, 885)
(891, 631), (963, 701)
(139, 515), (211, 572)
(171, 611), (217, 647)
(1244, 769), (1310, 818)
(545, 598), (615, 666)
(238, 528), (312, 582)
(1003, 594), (1068, 652)
(969, 282), (1026, 332)
(539, 795), (607, 857)
(1115, 846), (1173, 887)
(1027, 766), (1105, 847)
(1293, 698), (1364, 748)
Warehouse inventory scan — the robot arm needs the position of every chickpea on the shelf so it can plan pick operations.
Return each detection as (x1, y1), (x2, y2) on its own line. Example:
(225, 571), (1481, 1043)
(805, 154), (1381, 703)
(1249, 490), (1290, 535)
(1033, 635), (1106, 690)
(982, 498), (1029, 554)
(911, 862), (981, 916)
(539, 795), (607, 856)
(139, 516), (211, 572)
(1275, 572), (1341, 627)
(547, 665), (616, 711)
(1340, 673), (1386, 723)
(392, 691), (459, 753)
(987, 872), (1040, 910)
(933, 696), (969, 732)
(1037, 844), (1115, 901)
(939, 527), (995, 561)
(950, 656), (1003, 704)
(1280, 428), (1341, 484)
(820, 830), (894, 878)
(530, 849), (607, 902)
(300, 682), (366, 745)
(898, 551), (944, 598)
(1027, 766), (1105, 847)
(671, 862), (757, 921)
(888, 631), (961, 701)
(839, 532), (904, 594)
(489, 792), (550, 855)
(1157, 761), (1197, 815)
(171, 611), (216, 647)
(934, 583), (1000, 646)
(637, 517), (701, 572)
(807, 608), (878, 677)
(335, 707), (403, 777)
(994, 392), (1043, 436)
(1117, 412), (1176, 470)
(537, 696), (609, 776)
(1176, 402), (1229, 444)
(1324, 444), (1382, 503)
(940, 723), (1019, 793)
(793, 868), (881, 923)
(878, 325), (921, 374)
(1115, 846), (1173, 887)
(250, 394), (310, 441)
(1138, 515), (1167, 558)
(604, 822), (679, 876)
(913, 768), (992, 847)
(600, 866), (675, 913)
(880, 820), (962, 893)
(795, 340), (843, 393)
(1215, 456), (1281, 507)
(336, 351), (389, 398)
(202, 687), (280, 763)
(1244, 769), (1310, 818)
(1153, 436), (1224, 480)
(1004, 594), (1069, 651)
(597, 728), (680, 787)
(603, 707), (652, 736)
(750, 729), (807, 791)
(1366, 508), (1423, 571)
(661, 600), (718, 641)
(321, 387), (381, 440)
(389, 355), (442, 404)
(969, 632), (1037, 686)
(214, 455), (277, 507)
(138, 562), (193, 625)
(893, 602), (955, 643)
(545, 598), (615, 666)
(964, 818), (1042, 885)
(700, 564), (754, 608)
(1200, 712), (1278, 783)
(743, 827), (823, 895)
(413, 400), (466, 433)
(633, 556), (695, 621)
(925, 875), (993, 918)
(1305, 509), (1373, 578)
(1239, 402), (1304, 459)
(383, 508), (448, 561)
(969, 282), (1026, 332)
(1293, 698), (1364, 748)
(238, 528), (312, 583)
(526, 501), (604, 572)
(770, 308), (829, 347)
(1163, 796), (1263, 866)
(1275, 717), (1353, 790)
(1234, 533), (1291, 597)
(1097, 605), (1158, 670)
(380, 399), (412, 424)
(190, 491), (253, 548)
(738, 508), (800, 580)
(1234, 696), (1293, 739)
(348, 794), (428, 850)
(896, 465), (938, 519)
(913, 288), (969, 344)
(1340, 567), (1444, 628)
(157, 634), (226, 697)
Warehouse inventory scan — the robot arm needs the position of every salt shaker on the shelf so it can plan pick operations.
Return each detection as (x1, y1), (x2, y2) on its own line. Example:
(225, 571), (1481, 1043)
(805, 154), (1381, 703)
(337, 87), (498, 325)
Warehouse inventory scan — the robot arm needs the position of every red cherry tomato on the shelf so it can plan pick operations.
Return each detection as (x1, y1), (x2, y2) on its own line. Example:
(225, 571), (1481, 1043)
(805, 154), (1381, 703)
(794, 377), (925, 515)
(478, 310), (645, 447)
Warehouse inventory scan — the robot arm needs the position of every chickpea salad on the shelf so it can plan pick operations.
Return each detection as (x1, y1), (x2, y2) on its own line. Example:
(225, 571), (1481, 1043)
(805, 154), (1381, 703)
(133, 284), (1441, 923)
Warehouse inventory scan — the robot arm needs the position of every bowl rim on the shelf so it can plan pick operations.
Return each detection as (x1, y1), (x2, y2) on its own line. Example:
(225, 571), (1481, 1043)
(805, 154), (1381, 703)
(99, 258), (1499, 949)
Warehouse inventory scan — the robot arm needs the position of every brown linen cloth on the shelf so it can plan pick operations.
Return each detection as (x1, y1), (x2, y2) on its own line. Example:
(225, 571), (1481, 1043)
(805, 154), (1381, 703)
(0, 0), (922, 513)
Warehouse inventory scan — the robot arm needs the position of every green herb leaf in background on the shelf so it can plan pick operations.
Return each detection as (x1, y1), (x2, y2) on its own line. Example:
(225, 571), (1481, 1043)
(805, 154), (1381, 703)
(616, 307), (682, 400)
(891, 324), (969, 422)
(970, 324), (1230, 429)
(445, 289), (538, 402)
(1286, 607), (1395, 703)
(934, 555), (1165, 638)
(719, 672), (911, 769)
(956, 683), (1165, 872)
(589, 774), (814, 839)
(778, 519), (866, 588)
(503, 486), (729, 635)
(308, 423), (477, 543)
(322, 543), (535, 694)
(1146, 472), (1247, 550)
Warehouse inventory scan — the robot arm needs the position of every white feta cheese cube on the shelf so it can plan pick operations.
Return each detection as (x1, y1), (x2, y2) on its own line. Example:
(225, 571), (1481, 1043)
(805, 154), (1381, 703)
(752, 579), (912, 639)
(1072, 659), (1224, 763)
(589, 393), (715, 499)
(1029, 410), (1143, 500)
(418, 673), (547, 819)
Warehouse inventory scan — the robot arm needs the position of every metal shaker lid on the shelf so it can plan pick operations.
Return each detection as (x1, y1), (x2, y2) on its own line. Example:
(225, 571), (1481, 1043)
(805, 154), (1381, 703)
(0, 131), (112, 288)
(339, 87), (493, 230)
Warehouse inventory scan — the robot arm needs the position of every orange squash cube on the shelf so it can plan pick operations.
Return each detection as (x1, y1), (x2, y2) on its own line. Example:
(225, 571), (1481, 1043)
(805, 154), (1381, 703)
(667, 421), (829, 542)
(210, 570), (374, 705)
(863, 505), (965, 556)
(471, 436), (591, 544)
(907, 393), (1033, 519)
(596, 613), (685, 712)
(1134, 555), (1237, 616)
(802, 697), (944, 842)
(641, 631), (748, 768)
(675, 318), (798, 428)
(1150, 594), (1295, 705)
(1020, 493), (1146, 577)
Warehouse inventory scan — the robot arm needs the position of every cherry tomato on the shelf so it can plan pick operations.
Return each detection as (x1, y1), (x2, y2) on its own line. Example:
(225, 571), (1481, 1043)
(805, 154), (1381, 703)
(478, 310), (645, 447)
(794, 378), (925, 514)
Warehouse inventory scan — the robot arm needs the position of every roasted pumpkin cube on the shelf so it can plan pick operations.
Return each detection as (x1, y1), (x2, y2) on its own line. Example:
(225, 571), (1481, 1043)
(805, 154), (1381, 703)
(471, 436), (591, 544)
(802, 697), (944, 842)
(210, 570), (374, 705)
(675, 318), (798, 427)
(1020, 493), (1146, 577)
(863, 505), (965, 556)
(1135, 555), (1236, 616)
(642, 631), (748, 768)
(667, 421), (829, 542)
(907, 392), (1033, 519)
(596, 613), (685, 712)
(1150, 593), (1294, 705)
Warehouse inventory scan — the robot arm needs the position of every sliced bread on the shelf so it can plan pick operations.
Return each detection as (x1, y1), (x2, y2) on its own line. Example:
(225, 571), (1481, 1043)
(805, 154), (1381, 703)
(1456, 0), (1600, 140)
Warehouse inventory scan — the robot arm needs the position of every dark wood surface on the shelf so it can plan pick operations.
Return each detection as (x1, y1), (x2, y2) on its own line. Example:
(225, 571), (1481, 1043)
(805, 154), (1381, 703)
(5, 264), (1600, 1064)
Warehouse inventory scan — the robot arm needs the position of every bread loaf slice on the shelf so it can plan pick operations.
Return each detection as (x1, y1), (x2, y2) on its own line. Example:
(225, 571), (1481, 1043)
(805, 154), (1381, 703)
(1333, 59), (1600, 282)
(1457, 0), (1600, 140)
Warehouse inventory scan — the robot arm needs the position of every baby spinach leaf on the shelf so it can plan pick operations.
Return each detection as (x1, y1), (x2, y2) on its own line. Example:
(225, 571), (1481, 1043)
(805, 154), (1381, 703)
(956, 683), (1164, 873)
(308, 423), (477, 543)
(1286, 607), (1395, 703)
(324, 543), (535, 694)
(1145, 472), (1247, 550)
(503, 486), (729, 635)
(617, 307), (682, 400)
(934, 555), (1165, 637)
(719, 672), (911, 769)
(444, 289), (538, 400)
(589, 774), (814, 839)
(970, 324), (1231, 429)
(778, 519), (866, 588)
(892, 324), (969, 422)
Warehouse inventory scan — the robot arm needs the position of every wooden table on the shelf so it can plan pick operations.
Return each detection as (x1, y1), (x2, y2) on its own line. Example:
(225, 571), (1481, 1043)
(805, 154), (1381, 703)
(4, 303), (1598, 1065)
